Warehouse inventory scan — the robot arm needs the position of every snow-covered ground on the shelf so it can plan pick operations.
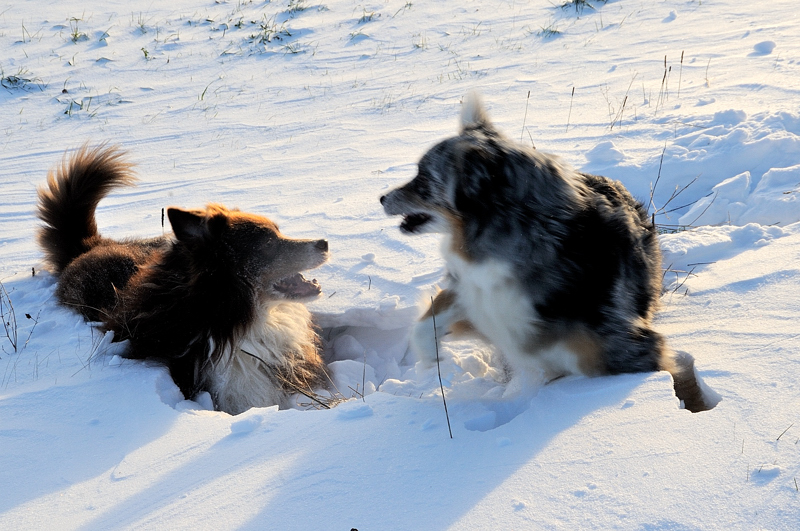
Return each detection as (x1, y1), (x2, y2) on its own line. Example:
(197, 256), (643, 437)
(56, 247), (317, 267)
(1, 0), (799, 528)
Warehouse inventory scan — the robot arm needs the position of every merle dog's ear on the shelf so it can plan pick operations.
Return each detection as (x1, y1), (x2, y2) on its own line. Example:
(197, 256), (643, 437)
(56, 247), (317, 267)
(453, 145), (506, 215)
(460, 92), (495, 135)
(167, 208), (208, 241)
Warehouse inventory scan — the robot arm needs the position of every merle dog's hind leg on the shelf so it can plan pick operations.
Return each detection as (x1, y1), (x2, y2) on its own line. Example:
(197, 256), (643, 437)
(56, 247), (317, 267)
(602, 323), (713, 412)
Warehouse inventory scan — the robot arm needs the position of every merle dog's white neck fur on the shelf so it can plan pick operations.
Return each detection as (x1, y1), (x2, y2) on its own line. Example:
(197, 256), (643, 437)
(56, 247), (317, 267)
(439, 236), (538, 380)
(440, 233), (596, 387)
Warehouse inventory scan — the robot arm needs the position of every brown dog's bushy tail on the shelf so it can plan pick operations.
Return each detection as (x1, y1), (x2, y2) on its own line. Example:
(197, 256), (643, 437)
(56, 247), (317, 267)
(37, 143), (135, 272)
(662, 350), (719, 413)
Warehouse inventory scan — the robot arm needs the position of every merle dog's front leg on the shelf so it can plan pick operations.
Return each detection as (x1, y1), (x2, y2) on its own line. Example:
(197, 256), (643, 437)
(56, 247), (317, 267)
(410, 288), (473, 364)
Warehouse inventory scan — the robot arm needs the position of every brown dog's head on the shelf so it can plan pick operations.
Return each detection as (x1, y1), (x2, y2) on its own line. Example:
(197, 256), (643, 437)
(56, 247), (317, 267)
(167, 204), (328, 301)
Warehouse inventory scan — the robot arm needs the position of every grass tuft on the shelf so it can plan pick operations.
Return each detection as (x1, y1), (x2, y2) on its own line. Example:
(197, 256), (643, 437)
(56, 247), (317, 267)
(62, 96), (96, 118)
(0, 281), (40, 357)
(0, 67), (41, 91)
(281, 371), (355, 410)
(282, 42), (305, 54)
(393, 2), (413, 18)
(249, 15), (291, 44)
(647, 145), (711, 233)
(560, 0), (607, 13)
(0, 281), (18, 355)
(134, 12), (150, 34)
(286, 0), (308, 16)
(69, 17), (89, 43)
(537, 23), (561, 38)
(358, 8), (378, 24)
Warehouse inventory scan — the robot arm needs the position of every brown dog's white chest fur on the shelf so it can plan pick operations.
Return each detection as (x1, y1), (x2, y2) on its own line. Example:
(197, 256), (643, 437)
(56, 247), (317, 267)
(209, 302), (320, 415)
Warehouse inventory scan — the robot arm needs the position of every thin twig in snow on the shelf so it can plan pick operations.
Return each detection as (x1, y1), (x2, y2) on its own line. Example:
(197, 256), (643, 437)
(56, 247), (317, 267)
(566, 86), (575, 132)
(430, 297), (453, 439)
(520, 90), (530, 143)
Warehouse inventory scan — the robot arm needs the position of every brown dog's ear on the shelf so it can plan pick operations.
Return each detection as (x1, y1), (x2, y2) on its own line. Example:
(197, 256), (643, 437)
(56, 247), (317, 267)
(167, 207), (208, 242)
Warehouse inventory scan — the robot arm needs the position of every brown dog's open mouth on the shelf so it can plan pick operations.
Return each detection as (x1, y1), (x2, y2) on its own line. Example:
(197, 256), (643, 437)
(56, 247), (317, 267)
(400, 213), (432, 233)
(274, 273), (322, 299)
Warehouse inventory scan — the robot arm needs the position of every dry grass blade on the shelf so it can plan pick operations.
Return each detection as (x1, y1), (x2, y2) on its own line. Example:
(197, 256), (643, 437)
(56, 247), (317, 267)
(661, 263), (698, 296)
(361, 348), (367, 402)
(293, 363), (356, 410)
(566, 86), (575, 132)
(520, 90), (530, 142)
(279, 372), (352, 410)
(238, 348), (349, 410)
(431, 296), (453, 439)
(347, 385), (364, 399)
(610, 74), (636, 130)
(649, 144), (667, 214)
(648, 145), (711, 233)
(777, 423), (793, 441)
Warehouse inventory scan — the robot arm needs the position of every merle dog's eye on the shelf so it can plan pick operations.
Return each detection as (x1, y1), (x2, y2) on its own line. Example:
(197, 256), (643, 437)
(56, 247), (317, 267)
(412, 177), (431, 196)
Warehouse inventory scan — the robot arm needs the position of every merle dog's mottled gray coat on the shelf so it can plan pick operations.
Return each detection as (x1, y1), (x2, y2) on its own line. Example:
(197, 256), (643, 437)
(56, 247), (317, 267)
(382, 94), (710, 412)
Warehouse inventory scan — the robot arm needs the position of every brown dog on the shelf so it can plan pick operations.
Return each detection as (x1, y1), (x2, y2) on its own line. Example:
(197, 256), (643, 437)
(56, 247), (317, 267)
(38, 144), (330, 414)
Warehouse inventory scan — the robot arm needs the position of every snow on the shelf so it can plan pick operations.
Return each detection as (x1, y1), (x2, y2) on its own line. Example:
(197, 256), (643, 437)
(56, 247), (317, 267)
(1, 0), (799, 529)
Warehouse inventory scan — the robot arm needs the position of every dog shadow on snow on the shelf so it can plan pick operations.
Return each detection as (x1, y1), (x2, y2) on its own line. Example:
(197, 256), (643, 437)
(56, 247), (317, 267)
(236, 308), (692, 529)
(2, 275), (705, 531)
(249, 307), (686, 530)
(72, 308), (675, 531)
(45, 295), (705, 531)
(0, 274), (184, 518)
(315, 305), (684, 432)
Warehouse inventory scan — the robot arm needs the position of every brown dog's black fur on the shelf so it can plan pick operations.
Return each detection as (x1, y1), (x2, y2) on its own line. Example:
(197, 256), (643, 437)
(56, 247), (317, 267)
(38, 144), (330, 414)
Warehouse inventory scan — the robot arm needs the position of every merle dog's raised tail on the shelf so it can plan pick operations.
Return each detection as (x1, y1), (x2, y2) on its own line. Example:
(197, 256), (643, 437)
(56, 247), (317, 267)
(37, 143), (135, 272)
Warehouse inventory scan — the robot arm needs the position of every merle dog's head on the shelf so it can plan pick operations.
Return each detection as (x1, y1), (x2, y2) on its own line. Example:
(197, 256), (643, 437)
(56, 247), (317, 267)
(380, 93), (580, 241)
(379, 93), (497, 235)
(168, 205), (329, 301)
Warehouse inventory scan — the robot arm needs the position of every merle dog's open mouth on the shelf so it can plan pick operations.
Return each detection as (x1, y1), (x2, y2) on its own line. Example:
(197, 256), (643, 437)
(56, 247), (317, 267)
(273, 273), (321, 299)
(400, 213), (432, 233)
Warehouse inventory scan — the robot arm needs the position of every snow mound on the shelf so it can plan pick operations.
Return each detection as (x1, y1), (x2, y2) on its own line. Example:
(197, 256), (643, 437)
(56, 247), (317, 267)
(680, 164), (800, 226)
(585, 140), (626, 165)
(752, 41), (776, 55)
